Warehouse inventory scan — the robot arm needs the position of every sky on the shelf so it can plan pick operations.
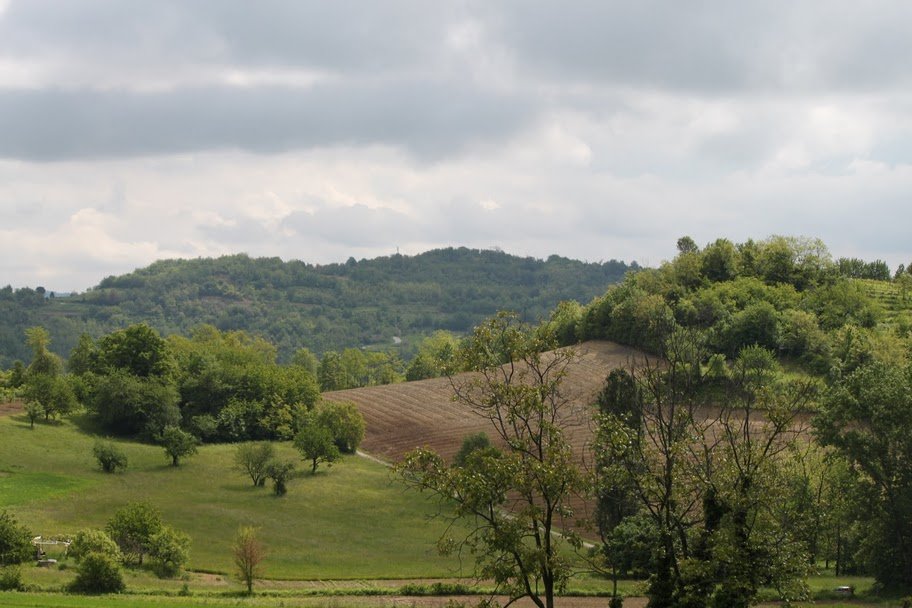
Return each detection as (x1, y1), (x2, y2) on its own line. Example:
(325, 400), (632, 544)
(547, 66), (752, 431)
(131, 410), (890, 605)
(1, 1), (911, 292)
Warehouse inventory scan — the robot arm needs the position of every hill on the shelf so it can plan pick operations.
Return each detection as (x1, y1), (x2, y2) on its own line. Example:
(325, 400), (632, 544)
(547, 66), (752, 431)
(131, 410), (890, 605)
(323, 339), (646, 522)
(0, 248), (634, 367)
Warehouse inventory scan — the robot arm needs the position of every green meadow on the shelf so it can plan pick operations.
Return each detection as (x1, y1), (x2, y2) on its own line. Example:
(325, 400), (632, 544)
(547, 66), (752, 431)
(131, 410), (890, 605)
(0, 413), (469, 580)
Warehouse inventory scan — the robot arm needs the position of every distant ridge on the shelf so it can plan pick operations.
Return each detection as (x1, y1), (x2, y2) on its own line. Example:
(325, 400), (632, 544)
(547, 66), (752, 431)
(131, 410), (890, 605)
(0, 247), (635, 366)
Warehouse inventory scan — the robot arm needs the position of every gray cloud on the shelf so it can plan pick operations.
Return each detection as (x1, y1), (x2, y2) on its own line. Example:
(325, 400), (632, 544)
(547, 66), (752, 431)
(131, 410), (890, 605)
(1, 1), (911, 290)
(0, 80), (534, 161)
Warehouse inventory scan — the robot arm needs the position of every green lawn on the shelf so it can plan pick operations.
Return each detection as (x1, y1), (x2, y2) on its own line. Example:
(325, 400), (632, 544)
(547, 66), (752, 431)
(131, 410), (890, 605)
(0, 414), (470, 580)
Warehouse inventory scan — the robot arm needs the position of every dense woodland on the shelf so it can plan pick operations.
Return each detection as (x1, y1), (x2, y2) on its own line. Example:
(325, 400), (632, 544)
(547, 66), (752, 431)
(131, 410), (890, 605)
(0, 248), (634, 368)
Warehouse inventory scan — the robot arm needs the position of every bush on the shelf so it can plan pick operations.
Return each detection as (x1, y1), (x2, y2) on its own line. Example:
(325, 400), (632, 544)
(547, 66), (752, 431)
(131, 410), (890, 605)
(0, 510), (32, 566)
(0, 565), (22, 591)
(69, 529), (122, 563)
(69, 551), (126, 594)
(453, 432), (493, 467)
(93, 440), (128, 473)
(266, 460), (296, 496)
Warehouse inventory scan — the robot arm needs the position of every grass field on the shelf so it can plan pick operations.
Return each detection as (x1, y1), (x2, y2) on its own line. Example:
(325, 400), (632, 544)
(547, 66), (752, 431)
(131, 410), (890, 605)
(0, 413), (472, 581)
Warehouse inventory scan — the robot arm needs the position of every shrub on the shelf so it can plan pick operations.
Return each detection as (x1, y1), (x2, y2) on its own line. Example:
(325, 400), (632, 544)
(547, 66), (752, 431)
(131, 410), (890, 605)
(266, 460), (296, 496)
(69, 551), (126, 594)
(69, 529), (122, 563)
(0, 565), (22, 591)
(0, 510), (32, 566)
(453, 432), (493, 467)
(93, 440), (128, 473)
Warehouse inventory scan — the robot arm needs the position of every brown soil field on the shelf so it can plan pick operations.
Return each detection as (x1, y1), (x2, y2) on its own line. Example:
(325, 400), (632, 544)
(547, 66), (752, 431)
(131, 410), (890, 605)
(0, 399), (23, 417)
(324, 341), (646, 467)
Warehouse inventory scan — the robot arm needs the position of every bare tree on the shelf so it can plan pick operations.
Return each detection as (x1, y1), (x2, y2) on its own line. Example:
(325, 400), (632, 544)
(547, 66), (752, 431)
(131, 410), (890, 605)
(232, 526), (266, 594)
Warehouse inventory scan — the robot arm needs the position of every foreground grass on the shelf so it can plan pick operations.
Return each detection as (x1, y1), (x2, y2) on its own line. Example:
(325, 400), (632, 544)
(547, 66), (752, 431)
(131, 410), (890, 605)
(0, 414), (469, 579)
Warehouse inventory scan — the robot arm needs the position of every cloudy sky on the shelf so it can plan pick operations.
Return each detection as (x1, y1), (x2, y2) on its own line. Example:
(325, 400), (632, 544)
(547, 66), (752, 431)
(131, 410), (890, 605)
(1, 1), (911, 291)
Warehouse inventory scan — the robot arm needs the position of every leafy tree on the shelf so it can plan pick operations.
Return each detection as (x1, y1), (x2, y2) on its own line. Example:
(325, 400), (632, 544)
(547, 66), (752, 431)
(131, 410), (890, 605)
(291, 347), (319, 375)
(398, 313), (585, 608)
(149, 526), (191, 577)
(677, 235), (699, 254)
(69, 529), (123, 563)
(701, 238), (740, 282)
(90, 370), (180, 436)
(314, 400), (365, 453)
(317, 351), (345, 391)
(25, 326), (62, 376)
(22, 372), (78, 422)
(234, 442), (275, 487)
(68, 551), (125, 594)
(95, 323), (174, 378)
(106, 502), (163, 566)
(294, 420), (340, 474)
(452, 432), (493, 467)
(158, 426), (198, 467)
(93, 440), (128, 473)
(23, 400), (42, 429)
(266, 460), (296, 496)
(0, 511), (32, 566)
(815, 360), (912, 589)
(67, 333), (97, 375)
(596, 330), (811, 607)
(233, 526), (266, 594)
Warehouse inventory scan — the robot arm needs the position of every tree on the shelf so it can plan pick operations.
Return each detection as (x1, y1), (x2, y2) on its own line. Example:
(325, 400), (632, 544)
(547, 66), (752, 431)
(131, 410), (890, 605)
(294, 419), (340, 474)
(234, 442), (275, 487)
(149, 526), (191, 577)
(67, 333), (97, 375)
(0, 511), (32, 566)
(95, 323), (174, 378)
(23, 400), (42, 429)
(93, 440), (128, 473)
(815, 360), (912, 589)
(106, 502), (163, 566)
(314, 400), (365, 453)
(25, 326), (61, 376)
(596, 330), (812, 607)
(233, 526), (266, 594)
(157, 425), (198, 467)
(266, 460), (296, 496)
(398, 313), (585, 608)
(90, 370), (180, 437)
(69, 529), (122, 563)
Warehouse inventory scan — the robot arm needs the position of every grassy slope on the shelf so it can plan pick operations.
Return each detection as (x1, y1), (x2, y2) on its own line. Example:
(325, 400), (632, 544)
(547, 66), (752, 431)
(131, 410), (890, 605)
(0, 414), (467, 580)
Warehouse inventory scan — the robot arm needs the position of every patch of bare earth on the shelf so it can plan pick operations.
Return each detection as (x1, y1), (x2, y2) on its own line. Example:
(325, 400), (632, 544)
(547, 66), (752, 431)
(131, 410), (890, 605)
(324, 340), (644, 466)
(0, 399), (23, 417)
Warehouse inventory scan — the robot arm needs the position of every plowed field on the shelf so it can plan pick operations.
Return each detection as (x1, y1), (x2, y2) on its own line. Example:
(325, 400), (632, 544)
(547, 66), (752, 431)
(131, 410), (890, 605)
(324, 340), (646, 466)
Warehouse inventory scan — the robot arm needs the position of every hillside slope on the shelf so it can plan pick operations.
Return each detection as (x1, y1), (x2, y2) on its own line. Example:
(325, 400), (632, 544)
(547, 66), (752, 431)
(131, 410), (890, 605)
(324, 340), (645, 464)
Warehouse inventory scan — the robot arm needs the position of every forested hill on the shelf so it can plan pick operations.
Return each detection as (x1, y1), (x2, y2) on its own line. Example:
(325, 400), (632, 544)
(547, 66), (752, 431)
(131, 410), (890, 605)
(0, 248), (635, 366)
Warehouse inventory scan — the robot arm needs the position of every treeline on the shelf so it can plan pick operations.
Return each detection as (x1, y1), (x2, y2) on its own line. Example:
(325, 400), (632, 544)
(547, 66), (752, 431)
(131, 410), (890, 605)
(0, 248), (635, 368)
